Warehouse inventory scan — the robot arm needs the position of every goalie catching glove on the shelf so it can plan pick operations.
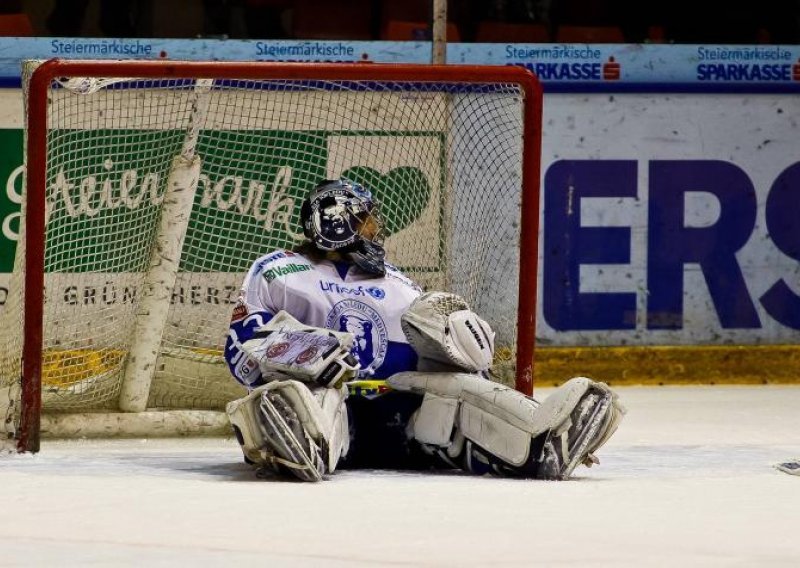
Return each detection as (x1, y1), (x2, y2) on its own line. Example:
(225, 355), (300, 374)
(401, 291), (495, 373)
(240, 310), (360, 388)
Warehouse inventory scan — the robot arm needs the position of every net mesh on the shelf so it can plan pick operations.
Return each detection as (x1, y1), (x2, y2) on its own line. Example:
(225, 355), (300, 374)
(2, 63), (529, 436)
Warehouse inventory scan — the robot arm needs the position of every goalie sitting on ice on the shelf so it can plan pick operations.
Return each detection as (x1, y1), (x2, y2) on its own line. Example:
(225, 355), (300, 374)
(224, 178), (625, 481)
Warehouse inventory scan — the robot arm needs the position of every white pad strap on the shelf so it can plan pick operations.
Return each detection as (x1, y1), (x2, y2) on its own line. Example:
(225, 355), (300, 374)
(241, 310), (359, 387)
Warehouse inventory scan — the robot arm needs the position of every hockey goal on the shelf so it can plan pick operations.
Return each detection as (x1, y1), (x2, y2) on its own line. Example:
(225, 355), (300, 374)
(2, 59), (542, 452)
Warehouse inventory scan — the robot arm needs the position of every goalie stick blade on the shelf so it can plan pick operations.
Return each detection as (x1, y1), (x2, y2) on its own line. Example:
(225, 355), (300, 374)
(775, 459), (800, 476)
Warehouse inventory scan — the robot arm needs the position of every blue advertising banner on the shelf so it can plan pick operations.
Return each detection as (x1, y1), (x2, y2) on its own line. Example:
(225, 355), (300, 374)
(0, 37), (431, 85)
(455, 43), (800, 92)
(2, 38), (800, 92)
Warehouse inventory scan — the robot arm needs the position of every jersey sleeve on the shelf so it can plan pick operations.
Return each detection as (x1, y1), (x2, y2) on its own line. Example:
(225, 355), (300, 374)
(224, 251), (285, 389)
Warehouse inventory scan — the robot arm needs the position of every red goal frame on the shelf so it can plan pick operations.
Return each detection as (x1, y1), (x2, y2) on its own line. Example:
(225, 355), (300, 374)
(22, 59), (543, 452)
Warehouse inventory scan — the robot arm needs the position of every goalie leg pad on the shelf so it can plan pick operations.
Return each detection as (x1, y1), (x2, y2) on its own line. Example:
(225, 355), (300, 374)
(387, 373), (625, 479)
(226, 380), (349, 481)
(535, 379), (626, 479)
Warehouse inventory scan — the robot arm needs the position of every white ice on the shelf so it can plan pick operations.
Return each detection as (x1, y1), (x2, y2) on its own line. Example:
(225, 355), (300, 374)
(0, 386), (798, 567)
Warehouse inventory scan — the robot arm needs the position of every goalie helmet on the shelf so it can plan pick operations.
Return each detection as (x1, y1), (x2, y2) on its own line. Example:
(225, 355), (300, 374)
(300, 179), (386, 275)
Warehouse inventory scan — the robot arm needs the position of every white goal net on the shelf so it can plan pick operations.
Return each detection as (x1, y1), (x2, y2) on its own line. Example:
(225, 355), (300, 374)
(1, 60), (541, 451)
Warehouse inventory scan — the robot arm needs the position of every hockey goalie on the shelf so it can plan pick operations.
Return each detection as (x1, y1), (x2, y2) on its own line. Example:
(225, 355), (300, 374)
(224, 178), (625, 481)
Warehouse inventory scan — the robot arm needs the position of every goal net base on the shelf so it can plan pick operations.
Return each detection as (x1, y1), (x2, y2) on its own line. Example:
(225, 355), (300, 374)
(40, 410), (230, 440)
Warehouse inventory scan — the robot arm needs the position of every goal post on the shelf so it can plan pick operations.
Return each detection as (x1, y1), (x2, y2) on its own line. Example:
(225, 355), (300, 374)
(5, 59), (543, 452)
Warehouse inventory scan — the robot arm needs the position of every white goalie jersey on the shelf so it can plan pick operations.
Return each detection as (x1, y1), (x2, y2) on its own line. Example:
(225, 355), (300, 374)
(225, 249), (422, 388)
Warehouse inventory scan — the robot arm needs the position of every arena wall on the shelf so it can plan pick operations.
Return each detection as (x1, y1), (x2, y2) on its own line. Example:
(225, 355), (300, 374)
(0, 39), (798, 385)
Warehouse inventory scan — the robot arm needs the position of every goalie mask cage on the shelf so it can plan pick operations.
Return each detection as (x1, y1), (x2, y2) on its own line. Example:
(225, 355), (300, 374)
(3, 59), (542, 452)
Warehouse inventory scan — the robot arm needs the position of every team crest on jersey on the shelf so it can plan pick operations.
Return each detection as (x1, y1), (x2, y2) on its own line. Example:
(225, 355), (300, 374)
(325, 299), (388, 375)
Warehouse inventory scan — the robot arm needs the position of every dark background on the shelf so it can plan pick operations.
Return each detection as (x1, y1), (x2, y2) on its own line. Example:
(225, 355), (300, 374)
(1, 0), (798, 44)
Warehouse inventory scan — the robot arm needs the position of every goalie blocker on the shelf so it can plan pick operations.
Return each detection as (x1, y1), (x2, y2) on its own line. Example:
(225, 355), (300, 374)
(393, 292), (625, 479)
(240, 311), (360, 388)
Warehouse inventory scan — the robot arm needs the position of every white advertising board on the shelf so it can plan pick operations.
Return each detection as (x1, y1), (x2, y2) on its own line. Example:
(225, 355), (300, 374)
(537, 94), (800, 345)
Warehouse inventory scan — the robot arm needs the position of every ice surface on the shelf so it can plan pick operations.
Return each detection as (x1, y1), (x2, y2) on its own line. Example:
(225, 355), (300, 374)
(0, 386), (797, 567)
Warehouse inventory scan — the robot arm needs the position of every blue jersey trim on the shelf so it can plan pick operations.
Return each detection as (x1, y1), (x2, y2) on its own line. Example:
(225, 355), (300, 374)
(373, 341), (418, 379)
(333, 260), (351, 280)
(225, 310), (274, 388)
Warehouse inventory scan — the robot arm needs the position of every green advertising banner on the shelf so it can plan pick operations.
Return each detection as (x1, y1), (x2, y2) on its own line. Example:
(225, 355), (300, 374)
(0, 129), (22, 273)
(41, 129), (442, 275)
